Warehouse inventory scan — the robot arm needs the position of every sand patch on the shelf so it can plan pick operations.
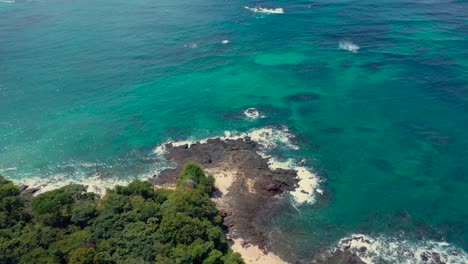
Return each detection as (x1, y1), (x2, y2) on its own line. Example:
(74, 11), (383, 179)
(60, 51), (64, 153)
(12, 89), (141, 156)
(204, 166), (237, 195)
(230, 238), (288, 264)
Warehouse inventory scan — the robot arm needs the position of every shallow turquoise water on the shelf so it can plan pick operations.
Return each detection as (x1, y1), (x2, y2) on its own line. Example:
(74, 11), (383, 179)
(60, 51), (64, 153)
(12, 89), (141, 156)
(1, 0), (467, 261)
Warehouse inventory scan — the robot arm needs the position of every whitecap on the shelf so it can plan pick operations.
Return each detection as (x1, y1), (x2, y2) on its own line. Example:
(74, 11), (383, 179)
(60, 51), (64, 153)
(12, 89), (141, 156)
(244, 6), (284, 14)
(184, 43), (198, 49)
(0, 0), (15, 3)
(339, 41), (360, 53)
(333, 234), (468, 264)
(221, 39), (230, 44)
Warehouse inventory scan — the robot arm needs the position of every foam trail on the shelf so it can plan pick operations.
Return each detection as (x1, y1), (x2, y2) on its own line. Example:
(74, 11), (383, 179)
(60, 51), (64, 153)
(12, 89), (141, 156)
(339, 41), (360, 53)
(155, 127), (322, 205)
(0, 0), (15, 3)
(244, 6), (284, 14)
(333, 234), (468, 264)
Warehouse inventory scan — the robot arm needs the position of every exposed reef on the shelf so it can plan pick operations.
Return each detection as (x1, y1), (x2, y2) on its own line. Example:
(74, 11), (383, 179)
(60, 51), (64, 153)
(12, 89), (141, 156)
(154, 137), (299, 252)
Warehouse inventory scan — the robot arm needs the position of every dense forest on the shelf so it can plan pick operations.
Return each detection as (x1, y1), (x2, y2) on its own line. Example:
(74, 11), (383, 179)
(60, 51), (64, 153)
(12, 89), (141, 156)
(0, 163), (244, 264)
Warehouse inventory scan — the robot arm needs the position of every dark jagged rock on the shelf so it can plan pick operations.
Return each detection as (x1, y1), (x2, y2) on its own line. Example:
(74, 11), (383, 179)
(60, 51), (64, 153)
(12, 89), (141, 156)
(19, 186), (40, 198)
(314, 250), (366, 264)
(153, 136), (300, 255)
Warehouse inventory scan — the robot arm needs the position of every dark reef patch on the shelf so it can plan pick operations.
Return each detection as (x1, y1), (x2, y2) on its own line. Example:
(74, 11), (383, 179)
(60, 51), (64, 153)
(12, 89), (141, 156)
(369, 158), (394, 173)
(284, 92), (321, 102)
(355, 126), (380, 133)
(320, 127), (344, 134)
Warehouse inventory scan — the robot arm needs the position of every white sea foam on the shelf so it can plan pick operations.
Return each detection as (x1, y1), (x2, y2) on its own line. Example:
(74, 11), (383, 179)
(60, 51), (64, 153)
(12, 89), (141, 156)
(15, 173), (132, 196)
(333, 234), (468, 264)
(265, 158), (322, 205)
(155, 127), (321, 205)
(7, 127), (318, 203)
(0, 167), (17, 174)
(221, 39), (230, 44)
(155, 127), (299, 155)
(0, 0), (15, 3)
(184, 43), (198, 49)
(9, 161), (169, 196)
(244, 107), (261, 120)
(244, 6), (284, 14)
(339, 41), (360, 53)
(154, 127), (299, 155)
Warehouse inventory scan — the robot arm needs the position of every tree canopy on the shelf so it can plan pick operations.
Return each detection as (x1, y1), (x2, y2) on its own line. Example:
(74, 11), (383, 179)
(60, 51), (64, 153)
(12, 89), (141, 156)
(0, 163), (244, 264)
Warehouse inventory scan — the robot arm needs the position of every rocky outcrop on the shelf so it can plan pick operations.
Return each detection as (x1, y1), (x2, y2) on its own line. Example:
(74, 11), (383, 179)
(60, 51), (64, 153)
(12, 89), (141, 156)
(153, 137), (299, 251)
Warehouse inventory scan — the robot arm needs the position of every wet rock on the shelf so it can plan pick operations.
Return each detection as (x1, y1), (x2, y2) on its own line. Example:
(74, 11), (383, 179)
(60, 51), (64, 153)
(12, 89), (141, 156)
(153, 136), (300, 253)
(314, 249), (366, 264)
(20, 187), (40, 198)
(244, 108), (260, 119)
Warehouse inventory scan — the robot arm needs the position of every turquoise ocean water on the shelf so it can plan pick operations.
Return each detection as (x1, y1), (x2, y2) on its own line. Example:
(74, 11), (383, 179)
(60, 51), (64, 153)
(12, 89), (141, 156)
(1, 0), (467, 261)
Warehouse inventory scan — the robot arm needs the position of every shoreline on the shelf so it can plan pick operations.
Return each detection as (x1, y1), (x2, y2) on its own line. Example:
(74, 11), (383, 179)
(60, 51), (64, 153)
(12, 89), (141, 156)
(12, 127), (319, 263)
(205, 163), (291, 264)
(230, 238), (287, 264)
(10, 126), (468, 264)
(153, 127), (321, 263)
(205, 165), (288, 264)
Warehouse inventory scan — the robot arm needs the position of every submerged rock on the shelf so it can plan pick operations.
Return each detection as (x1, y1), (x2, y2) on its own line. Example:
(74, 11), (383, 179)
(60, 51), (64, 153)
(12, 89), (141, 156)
(284, 92), (321, 102)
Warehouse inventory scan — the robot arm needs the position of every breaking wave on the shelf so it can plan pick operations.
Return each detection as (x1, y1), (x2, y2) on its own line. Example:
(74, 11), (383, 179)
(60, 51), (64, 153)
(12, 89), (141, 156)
(339, 41), (360, 53)
(333, 234), (468, 264)
(155, 127), (322, 205)
(8, 159), (170, 196)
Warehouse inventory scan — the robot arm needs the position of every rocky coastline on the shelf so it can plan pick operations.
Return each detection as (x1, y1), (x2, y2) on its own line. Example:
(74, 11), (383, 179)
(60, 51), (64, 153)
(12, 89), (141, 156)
(153, 137), (298, 262)
(150, 131), (359, 264)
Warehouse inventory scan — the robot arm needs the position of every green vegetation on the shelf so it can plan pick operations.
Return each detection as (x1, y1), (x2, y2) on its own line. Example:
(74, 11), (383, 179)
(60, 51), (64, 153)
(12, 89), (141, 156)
(0, 163), (244, 264)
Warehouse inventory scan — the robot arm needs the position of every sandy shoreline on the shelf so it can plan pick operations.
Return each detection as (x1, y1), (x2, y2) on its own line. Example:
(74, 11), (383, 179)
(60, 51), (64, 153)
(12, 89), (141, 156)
(206, 165), (289, 264)
(230, 238), (287, 264)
